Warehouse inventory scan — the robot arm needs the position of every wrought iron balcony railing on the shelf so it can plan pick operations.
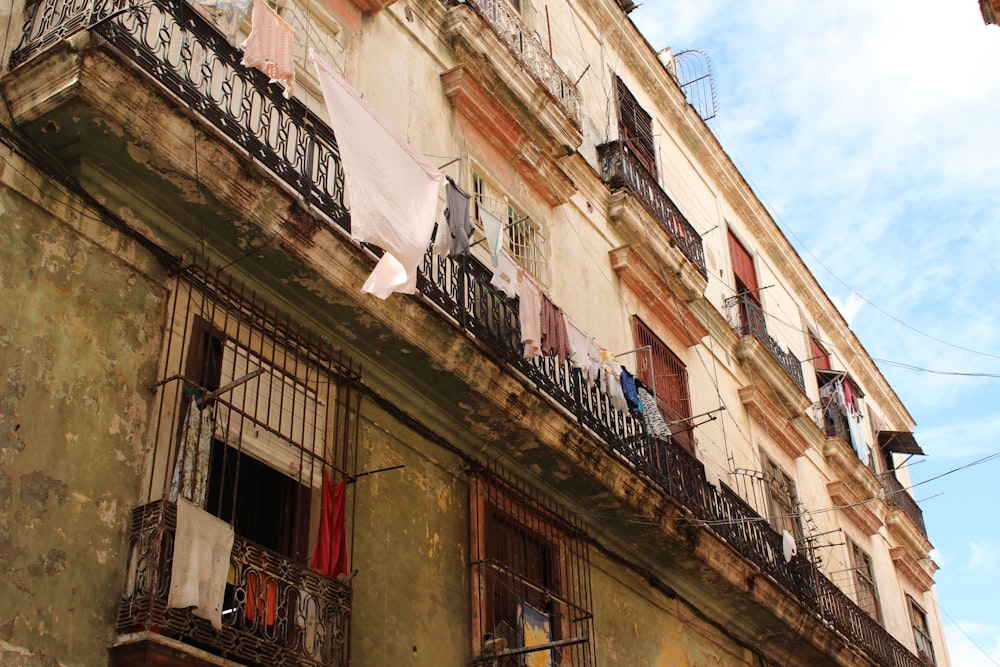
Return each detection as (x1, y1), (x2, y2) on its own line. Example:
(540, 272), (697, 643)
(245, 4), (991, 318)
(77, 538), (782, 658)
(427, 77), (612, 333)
(597, 140), (707, 277)
(10, 0), (350, 228)
(118, 501), (351, 667)
(420, 251), (926, 667)
(459, 0), (582, 128)
(725, 293), (806, 392)
(881, 472), (928, 539)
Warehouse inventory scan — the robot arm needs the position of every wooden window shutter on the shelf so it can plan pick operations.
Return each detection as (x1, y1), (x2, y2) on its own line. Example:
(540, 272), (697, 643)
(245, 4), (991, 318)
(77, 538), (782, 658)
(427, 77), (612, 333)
(728, 230), (759, 296)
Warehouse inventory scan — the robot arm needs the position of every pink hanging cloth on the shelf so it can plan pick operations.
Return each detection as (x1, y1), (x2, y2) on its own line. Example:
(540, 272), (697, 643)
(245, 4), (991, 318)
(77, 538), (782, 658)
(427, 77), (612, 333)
(241, 0), (296, 98)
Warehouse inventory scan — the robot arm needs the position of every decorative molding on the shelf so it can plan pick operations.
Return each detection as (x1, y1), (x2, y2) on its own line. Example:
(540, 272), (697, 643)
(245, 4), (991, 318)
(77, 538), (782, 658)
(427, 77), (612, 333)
(827, 480), (882, 536)
(738, 385), (810, 458)
(606, 191), (708, 303)
(440, 64), (576, 206)
(609, 245), (707, 347)
(885, 508), (934, 563)
(732, 336), (811, 418)
(889, 546), (935, 593)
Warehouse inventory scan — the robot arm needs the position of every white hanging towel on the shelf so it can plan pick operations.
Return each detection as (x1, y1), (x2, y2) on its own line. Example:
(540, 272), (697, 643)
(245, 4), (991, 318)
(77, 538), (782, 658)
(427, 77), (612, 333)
(480, 207), (504, 267)
(313, 54), (445, 298)
(490, 248), (520, 299)
(782, 529), (797, 563)
(241, 0), (295, 98)
(168, 498), (235, 630)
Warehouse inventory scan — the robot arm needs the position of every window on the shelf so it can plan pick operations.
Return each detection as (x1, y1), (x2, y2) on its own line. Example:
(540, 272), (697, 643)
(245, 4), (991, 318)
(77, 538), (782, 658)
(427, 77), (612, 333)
(727, 230), (758, 299)
(473, 171), (547, 281)
(615, 76), (657, 178)
(134, 265), (361, 665)
(632, 317), (693, 453)
(761, 456), (803, 543)
(470, 464), (594, 667)
(147, 266), (361, 561)
(908, 596), (936, 665)
(849, 541), (882, 624)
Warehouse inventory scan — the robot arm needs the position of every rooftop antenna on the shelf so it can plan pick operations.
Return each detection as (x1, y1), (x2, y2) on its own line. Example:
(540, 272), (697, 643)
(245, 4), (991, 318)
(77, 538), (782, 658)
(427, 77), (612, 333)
(673, 49), (719, 121)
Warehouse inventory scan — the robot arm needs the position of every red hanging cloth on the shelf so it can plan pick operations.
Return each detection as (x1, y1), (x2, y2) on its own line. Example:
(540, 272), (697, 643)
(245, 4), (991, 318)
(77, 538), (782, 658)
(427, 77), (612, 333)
(311, 472), (349, 578)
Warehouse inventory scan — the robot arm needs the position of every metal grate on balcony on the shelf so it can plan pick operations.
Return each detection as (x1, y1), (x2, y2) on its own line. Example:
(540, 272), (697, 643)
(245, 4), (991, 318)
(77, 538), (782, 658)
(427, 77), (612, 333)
(597, 140), (707, 276)
(10, 0), (350, 230)
(725, 293), (806, 392)
(418, 250), (926, 667)
(458, 0), (582, 127)
(881, 472), (928, 539)
(118, 501), (352, 667)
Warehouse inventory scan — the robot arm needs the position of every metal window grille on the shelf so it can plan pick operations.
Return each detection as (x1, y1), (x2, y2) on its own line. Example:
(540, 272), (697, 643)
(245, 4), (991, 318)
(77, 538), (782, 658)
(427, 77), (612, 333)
(469, 462), (595, 667)
(761, 457), (804, 543)
(121, 263), (361, 666)
(473, 172), (547, 282)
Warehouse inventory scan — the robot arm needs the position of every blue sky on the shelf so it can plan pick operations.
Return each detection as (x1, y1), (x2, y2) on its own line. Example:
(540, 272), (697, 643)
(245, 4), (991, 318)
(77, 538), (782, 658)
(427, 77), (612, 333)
(631, 2), (1000, 664)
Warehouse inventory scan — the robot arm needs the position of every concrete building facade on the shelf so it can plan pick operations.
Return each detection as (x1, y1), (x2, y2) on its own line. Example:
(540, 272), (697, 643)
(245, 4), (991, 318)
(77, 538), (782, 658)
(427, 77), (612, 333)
(0, 0), (949, 664)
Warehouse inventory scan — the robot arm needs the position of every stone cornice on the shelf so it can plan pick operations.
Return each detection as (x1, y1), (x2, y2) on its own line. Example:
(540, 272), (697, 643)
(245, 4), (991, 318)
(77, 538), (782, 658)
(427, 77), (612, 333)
(609, 245), (708, 347)
(739, 385), (810, 458)
(827, 480), (883, 536)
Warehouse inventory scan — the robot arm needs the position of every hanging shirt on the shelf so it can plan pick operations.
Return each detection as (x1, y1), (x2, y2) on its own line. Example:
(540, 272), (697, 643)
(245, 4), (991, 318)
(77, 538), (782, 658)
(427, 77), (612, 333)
(313, 55), (444, 298)
(490, 248), (520, 299)
(539, 295), (570, 359)
(241, 0), (295, 98)
(519, 273), (542, 359)
(620, 368), (641, 413)
(565, 319), (591, 370)
(480, 207), (504, 267)
(444, 177), (473, 257)
(603, 365), (628, 412)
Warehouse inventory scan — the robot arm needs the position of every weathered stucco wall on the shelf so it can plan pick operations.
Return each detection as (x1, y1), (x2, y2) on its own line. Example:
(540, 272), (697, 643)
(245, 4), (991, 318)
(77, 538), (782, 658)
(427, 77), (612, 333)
(0, 153), (166, 665)
(349, 401), (470, 666)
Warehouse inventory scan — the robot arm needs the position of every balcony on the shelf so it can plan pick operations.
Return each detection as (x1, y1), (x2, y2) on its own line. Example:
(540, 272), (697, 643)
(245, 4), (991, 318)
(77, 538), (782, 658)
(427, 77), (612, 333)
(725, 293), (806, 394)
(8, 0), (349, 233)
(598, 140), (707, 278)
(112, 501), (350, 667)
(454, 0), (581, 129)
(882, 472), (928, 540)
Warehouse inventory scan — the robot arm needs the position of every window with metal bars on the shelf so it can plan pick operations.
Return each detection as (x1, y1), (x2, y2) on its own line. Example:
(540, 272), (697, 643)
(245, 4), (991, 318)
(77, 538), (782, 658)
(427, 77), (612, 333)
(632, 317), (693, 452)
(761, 456), (804, 544)
(145, 265), (361, 563)
(907, 596), (936, 665)
(615, 76), (657, 178)
(472, 171), (547, 282)
(849, 540), (883, 625)
(469, 463), (594, 667)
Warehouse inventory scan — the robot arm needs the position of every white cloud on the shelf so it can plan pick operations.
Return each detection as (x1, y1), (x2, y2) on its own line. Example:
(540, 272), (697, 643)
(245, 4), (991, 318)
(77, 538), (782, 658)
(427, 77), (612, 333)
(944, 622), (1000, 667)
(968, 541), (1000, 575)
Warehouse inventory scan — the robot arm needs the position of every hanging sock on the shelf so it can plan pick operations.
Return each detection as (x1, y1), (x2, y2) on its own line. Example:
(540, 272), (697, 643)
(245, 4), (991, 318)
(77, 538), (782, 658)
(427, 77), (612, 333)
(241, 0), (295, 98)
(313, 54), (444, 299)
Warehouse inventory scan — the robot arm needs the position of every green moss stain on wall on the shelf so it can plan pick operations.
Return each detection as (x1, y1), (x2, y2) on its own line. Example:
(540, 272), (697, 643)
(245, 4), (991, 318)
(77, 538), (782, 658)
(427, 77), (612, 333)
(349, 405), (470, 667)
(0, 185), (165, 665)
